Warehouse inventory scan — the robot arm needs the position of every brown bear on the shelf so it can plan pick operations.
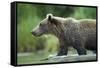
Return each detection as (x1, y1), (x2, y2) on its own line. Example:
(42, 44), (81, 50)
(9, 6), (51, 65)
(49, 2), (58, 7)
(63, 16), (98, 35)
(31, 14), (97, 56)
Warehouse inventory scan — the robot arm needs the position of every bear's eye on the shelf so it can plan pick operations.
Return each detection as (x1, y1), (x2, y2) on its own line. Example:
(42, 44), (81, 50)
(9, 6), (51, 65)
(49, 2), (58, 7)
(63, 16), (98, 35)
(40, 23), (42, 26)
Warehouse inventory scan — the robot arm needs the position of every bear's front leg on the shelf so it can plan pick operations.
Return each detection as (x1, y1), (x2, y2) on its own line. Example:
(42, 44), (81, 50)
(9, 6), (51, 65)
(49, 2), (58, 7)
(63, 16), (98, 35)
(57, 40), (68, 56)
(57, 45), (68, 56)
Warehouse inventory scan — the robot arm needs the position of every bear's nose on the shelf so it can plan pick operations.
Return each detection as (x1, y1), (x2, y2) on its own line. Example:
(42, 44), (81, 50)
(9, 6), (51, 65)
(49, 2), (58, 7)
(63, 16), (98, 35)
(31, 32), (36, 35)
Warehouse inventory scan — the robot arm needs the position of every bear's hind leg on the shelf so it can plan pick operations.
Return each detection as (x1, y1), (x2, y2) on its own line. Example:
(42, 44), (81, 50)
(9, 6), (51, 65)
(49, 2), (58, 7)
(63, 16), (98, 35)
(76, 47), (87, 55)
(73, 39), (87, 55)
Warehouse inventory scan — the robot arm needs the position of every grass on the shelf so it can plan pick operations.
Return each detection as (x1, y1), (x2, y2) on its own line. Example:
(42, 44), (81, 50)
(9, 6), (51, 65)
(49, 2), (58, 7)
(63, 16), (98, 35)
(17, 52), (58, 65)
(17, 47), (77, 65)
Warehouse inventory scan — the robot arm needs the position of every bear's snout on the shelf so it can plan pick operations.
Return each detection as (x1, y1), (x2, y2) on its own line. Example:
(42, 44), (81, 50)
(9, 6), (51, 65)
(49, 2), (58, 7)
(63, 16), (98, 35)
(31, 31), (37, 36)
(31, 31), (43, 36)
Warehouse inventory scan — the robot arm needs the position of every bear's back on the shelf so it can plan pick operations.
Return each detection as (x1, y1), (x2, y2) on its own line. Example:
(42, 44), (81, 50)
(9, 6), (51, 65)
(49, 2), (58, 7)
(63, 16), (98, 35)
(79, 19), (96, 29)
(63, 18), (96, 43)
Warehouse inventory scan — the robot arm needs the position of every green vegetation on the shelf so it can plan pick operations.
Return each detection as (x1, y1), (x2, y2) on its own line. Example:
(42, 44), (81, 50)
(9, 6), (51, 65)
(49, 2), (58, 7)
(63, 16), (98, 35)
(17, 3), (96, 64)
(73, 7), (96, 19)
(17, 53), (50, 65)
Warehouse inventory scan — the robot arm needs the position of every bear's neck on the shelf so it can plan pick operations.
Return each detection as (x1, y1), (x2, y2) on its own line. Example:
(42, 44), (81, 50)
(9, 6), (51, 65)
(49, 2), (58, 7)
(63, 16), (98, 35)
(51, 24), (66, 40)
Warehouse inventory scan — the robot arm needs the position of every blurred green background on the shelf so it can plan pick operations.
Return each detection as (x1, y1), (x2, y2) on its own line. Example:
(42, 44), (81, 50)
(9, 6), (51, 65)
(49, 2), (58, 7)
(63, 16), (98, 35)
(17, 3), (96, 64)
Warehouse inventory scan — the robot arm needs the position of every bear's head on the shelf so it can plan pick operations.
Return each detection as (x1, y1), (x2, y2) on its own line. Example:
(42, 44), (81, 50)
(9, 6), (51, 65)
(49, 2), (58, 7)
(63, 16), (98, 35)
(31, 14), (65, 36)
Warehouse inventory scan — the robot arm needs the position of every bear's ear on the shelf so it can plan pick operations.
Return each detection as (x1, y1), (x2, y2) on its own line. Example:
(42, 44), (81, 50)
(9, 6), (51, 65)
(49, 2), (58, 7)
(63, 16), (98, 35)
(46, 13), (53, 21)
(46, 14), (58, 25)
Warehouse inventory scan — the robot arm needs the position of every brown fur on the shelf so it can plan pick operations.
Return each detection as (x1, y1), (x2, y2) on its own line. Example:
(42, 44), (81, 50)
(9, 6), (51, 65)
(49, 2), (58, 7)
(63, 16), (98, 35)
(32, 14), (97, 56)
